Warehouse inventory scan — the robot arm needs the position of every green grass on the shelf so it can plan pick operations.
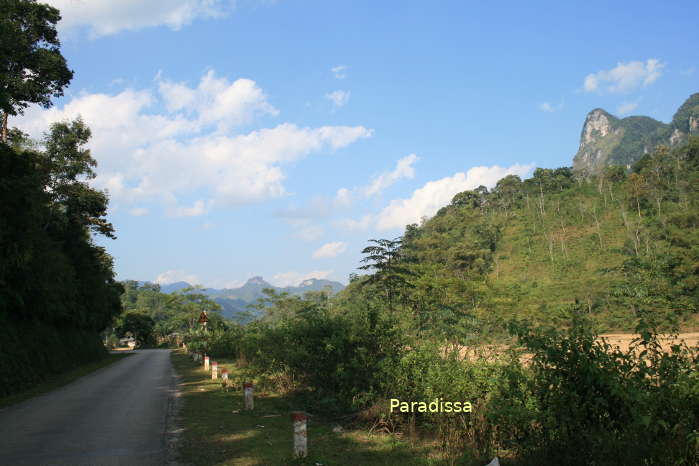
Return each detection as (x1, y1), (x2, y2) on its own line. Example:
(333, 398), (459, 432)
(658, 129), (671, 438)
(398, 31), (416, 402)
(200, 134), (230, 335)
(0, 351), (133, 409)
(171, 350), (457, 466)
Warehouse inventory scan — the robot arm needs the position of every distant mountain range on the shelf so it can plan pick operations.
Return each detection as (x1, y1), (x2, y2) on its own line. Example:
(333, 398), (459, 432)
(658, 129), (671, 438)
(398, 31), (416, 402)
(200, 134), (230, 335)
(141, 276), (345, 323)
(573, 93), (699, 174)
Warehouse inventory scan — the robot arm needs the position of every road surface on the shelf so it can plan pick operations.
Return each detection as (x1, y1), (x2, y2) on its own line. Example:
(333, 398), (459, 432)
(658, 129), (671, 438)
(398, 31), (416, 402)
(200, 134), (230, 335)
(0, 349), (178, 466)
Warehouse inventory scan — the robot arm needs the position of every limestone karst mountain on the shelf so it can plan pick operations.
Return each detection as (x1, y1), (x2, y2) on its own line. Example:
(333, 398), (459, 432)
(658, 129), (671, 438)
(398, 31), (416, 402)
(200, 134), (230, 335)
(573, 93), (699, 174)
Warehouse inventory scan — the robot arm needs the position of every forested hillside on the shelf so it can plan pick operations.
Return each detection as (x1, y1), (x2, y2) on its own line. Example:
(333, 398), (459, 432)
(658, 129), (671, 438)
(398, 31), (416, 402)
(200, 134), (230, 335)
(398, 137), (699, 333)
(0, 1), (122, 397)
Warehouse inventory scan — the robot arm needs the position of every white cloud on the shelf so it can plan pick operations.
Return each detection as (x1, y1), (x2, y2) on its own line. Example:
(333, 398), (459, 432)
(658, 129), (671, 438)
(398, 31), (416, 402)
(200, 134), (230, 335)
(326, 90), (350, 108)
(312, 241), (347, 259)
(329, 154), (419, 210)
(271, 270), (332, 287)
(46, 0), (232, 37)
(375, 164), (534, 230)
(158, 70), (279, 131)
(617, 101), (639, 116)
(15, 71), (373, 214)
(331, 65), (348, 79)
(129, 207), (149, 216)
(364, 153), (418, 197)
(155, 269), (200, 285)
(583, 59), (664, 94)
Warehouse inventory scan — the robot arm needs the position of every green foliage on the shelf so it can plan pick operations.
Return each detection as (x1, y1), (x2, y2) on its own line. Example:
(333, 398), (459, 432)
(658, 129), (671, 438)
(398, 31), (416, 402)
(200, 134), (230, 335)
(393, 138), (699, 333)
(0, 0), (73, 139)
(0, 9), (119, 394)
(114, 311), (156, 346)
(489, 306), (699, 465)
(0, 316), (108, 397)
(118, 282), (225, 340)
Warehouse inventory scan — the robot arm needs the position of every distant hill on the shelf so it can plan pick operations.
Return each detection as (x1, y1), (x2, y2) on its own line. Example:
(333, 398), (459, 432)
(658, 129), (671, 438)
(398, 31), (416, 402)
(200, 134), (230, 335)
(159, 281), (191, 294)
(573, 93), (699, 174)
(137, 276), (345, 322)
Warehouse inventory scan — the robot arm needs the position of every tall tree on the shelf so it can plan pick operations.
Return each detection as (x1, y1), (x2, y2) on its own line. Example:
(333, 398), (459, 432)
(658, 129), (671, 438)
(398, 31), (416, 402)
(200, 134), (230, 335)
(359, 238), (413, 313)
(0, 0), (73, 141)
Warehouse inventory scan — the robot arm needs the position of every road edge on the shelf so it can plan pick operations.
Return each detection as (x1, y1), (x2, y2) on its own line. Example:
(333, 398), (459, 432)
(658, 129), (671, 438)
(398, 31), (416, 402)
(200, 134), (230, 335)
(165, 349), (187, 466)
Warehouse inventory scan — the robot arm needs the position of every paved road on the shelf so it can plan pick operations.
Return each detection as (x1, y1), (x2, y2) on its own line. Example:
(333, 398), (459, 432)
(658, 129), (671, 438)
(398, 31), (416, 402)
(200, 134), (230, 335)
(0, 349), (178, 466)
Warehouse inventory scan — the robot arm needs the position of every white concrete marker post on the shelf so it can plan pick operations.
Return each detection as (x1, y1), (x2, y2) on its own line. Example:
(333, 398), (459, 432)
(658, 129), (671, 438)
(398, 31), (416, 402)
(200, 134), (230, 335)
(211, 361), (218, 379)
(204, 355), (210, 371)
(243, 382), (254, 410)
(291, 411), (308, 458)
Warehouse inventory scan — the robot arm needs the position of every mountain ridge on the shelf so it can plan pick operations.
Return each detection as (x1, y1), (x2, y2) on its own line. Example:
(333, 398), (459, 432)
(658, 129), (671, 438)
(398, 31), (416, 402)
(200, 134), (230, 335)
(573, 93), (699, 174)
(137, 276), (345, 321)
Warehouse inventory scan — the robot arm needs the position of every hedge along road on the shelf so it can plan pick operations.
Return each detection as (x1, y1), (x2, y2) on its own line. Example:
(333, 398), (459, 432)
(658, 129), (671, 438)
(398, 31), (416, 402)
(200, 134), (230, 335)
(0, 349), (179, 466)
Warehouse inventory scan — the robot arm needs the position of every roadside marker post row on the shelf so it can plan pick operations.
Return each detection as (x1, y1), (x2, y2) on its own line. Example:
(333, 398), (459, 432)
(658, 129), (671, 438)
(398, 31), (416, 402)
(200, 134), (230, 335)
(196, 356), (309, 459)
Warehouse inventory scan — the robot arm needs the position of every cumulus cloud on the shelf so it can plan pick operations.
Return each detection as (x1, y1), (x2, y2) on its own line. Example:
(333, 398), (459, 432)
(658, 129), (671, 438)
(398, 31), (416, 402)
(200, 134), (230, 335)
(617, 101), (639, 116)
(271, 270), (333, 287)
(158, 70), (279, 131)
(155, 269), (200, 285)
(375, 164), (534, 230)
(312, 241), (347, 259)
(364, 153), (418, 197)
(15, 71), (373, 215)
(46, 0), (233, 37)
(583, 59), (664, 94)
(326, 90), (350, 108)
(331, 65), (348, 79)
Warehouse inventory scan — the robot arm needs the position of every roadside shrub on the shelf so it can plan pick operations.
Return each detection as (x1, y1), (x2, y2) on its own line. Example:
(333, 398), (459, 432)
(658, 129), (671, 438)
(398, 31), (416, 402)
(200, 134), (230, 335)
(489, 307), (699, 465)
(246, 305), (404, 412)
(387, 342), (505, 463)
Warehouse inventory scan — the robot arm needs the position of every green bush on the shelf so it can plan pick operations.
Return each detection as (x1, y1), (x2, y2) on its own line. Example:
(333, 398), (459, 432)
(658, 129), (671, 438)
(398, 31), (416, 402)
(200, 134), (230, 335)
(0, 317), (108, 397)
(488, 308), (699, 465)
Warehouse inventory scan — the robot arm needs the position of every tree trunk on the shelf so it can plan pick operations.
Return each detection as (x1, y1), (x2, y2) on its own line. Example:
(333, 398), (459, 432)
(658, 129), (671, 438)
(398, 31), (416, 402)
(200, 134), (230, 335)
(1, 112), (7, 143)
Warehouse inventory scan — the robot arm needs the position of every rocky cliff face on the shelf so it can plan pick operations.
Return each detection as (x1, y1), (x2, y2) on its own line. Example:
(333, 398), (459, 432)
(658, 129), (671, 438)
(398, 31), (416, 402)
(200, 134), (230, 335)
(573, 93), (699, 174)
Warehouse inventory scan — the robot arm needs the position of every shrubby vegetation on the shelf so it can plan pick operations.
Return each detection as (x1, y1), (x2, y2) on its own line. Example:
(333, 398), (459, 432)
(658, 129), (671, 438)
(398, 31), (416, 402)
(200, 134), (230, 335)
(167, 138), (699, 464)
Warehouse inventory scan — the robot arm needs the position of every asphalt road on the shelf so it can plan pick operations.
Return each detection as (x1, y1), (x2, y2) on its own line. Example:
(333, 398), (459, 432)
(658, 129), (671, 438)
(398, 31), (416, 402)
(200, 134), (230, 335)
(0, 349), (178, 466)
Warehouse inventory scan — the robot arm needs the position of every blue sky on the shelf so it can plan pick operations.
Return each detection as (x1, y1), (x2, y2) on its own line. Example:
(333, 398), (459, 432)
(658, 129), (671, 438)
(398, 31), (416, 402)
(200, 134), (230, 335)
(17, 0), (698, 288)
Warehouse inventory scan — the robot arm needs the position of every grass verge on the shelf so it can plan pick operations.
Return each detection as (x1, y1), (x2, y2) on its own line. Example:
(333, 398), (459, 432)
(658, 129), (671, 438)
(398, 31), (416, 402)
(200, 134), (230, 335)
(171, 350), (452, 466)
(0, 352), (133, 409)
